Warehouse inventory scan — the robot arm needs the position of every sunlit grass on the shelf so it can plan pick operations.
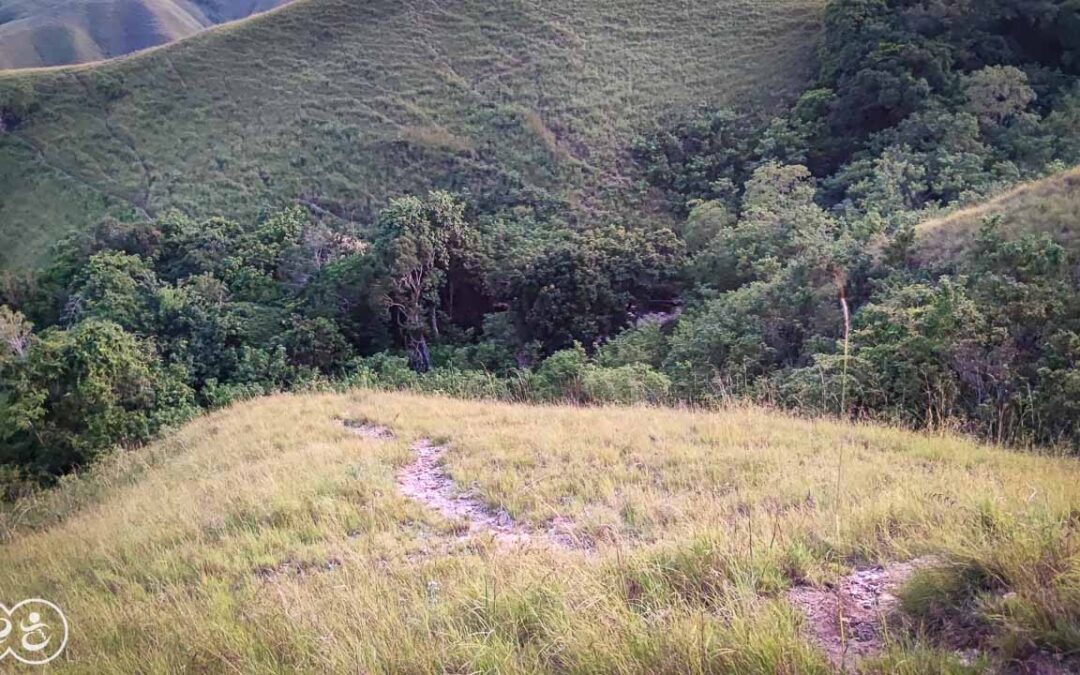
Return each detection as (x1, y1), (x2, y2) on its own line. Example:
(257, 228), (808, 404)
(0, 390), (1076, 672)
(915, 164), (1080, 266)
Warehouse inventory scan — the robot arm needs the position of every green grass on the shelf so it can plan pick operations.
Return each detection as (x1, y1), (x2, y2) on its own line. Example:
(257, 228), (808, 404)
(1, 390), (1077, 672)
(914, 165), (1080, 267)
(0, 0), (825, 269)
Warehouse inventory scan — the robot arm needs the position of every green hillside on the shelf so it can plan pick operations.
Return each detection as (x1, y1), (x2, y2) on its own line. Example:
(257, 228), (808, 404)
(0, 0), (291, 70)
(0, 0), (824, 268)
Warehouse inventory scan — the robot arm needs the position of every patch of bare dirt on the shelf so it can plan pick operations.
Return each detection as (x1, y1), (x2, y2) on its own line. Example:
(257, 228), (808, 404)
(341, 419), (395, 440)
(788, 557), (936, 670)
(254, 556), (342, 581)
(397, 439), (585, 551)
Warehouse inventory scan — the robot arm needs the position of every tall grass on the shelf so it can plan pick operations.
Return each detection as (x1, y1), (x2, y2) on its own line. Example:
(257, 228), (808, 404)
(1, 390), (1077, 672)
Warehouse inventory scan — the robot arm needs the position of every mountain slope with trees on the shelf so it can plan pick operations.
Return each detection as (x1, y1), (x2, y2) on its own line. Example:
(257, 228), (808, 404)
(0, 0), (825, 268)
(3, 0), (1080, 488)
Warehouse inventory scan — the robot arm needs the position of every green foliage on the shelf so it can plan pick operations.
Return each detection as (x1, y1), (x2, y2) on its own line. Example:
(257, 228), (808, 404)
(580, 362), (670, 405)
(0, 319), (194, 477)
(686, 163), (836, 292)
(666, 280), (798, 400)
(347, 342), (672, 406)
(530, 343), (589, 401)
(0, 78), (38, 130)
(621, 0), (1080, 449)
(279, 316), (354, 374)
(678, 200), (736, 254)
(4, 0), (1080, 488)
(507, 225), (683, 353)
(963, 66), (1038, 129)
(777, 223), (1080, 447)
(370, 191), (477, 371)
(66, 251), (159, 331)
(300, 253), (391, 354)
(634, 0), (1080, 215)
(632, 108), (758, 209)
(596, 320), (669, 370)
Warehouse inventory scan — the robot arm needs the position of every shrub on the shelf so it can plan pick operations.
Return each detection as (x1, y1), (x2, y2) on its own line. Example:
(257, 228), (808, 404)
(581, 363), (671, 405)
(530, 343), (588, 402)
(0, 320), (195, 478)
(596, 320), (669, 370)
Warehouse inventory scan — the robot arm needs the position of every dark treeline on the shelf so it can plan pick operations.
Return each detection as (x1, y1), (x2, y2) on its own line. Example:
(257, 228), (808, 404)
(2, 0), (1080, 486)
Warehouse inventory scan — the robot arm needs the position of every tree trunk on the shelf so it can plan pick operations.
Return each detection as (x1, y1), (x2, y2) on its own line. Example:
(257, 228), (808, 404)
(410, 335), (432, 373)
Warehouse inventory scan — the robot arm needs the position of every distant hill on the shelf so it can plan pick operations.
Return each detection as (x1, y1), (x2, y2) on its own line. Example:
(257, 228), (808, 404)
(915, 165), (1080, 267)
(0, 0), (291, 70)
(0, 0), (824, 268)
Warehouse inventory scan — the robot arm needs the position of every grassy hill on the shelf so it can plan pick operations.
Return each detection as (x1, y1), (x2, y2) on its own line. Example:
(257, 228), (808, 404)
(914, 165), (1080, 267)
(0, 0), (824, 269)
(0, 0), (291, 70)
(2, 390), (1077, 672)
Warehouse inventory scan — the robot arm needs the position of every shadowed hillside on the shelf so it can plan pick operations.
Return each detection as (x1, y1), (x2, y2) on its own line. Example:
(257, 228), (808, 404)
(0, 0), (291, 70)
(0, 0), (824, 268)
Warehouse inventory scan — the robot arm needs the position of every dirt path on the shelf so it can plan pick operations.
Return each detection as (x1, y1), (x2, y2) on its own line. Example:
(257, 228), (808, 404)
(397, 439), (539, 546)
(343, 419), (581, 550)
(788, 558), (934, 670)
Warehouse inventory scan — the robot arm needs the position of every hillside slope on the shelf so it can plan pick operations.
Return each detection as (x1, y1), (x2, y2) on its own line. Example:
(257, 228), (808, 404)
(0, 0), (824, 268)
(914, 165), (1080, 267)
(0, 0), (291, 70)
(2, 391), (1077, 671)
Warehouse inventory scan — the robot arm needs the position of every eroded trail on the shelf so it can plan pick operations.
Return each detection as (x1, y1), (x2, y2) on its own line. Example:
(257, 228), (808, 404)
(344, 419), (581, 550)
(397, 439), (536, 545)
(788, 558), (934, 670)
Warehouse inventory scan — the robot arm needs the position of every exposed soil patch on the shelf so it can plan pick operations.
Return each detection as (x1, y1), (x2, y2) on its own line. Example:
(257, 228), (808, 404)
(397, 439), (584, 551)
(788, 557), (935, 670)
(341, 419), (395, 440)
(255, 555), (342, 581)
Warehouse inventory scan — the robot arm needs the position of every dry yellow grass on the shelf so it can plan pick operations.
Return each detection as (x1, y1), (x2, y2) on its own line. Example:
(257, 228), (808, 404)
(914, 165), (1080, 266)
(0, 390), (1077, 672)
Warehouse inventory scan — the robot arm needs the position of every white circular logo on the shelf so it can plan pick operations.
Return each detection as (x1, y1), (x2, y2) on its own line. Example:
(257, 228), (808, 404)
(0, 599), (68, 664)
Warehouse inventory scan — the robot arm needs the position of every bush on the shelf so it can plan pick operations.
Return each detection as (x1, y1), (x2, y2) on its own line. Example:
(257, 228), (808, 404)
(279, 316), (354, 373)
(0, 79), (39, 131)
(416, 367), (514, 400)
(530, 344), (588, 402)
(0, 320), (195, 478)
(581, 363), (671, 405)
(596, 320), (669, 370)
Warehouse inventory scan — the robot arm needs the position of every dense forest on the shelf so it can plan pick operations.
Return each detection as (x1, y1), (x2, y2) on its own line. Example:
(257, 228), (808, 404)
(2, 0), (1080, 485)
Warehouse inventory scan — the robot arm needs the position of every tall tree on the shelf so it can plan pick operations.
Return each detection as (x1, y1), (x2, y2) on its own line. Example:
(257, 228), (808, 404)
(371, 192), (474, 371)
